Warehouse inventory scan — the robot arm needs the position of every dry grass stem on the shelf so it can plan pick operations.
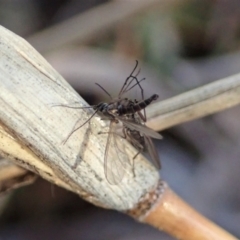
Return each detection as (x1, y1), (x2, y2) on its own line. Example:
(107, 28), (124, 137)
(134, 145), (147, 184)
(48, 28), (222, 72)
(146, 75), (240, 131)
(0, 25), (159, 210)
(128, 182), (238, 240)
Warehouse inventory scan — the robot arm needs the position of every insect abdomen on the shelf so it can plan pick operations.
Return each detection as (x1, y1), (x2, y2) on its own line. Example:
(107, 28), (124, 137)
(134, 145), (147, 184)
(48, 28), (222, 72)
(118, 94), (158, 115)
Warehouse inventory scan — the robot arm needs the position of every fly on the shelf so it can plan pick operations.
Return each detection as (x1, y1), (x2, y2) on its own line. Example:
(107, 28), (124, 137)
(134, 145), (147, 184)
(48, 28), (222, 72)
(54, 61), (161, 184)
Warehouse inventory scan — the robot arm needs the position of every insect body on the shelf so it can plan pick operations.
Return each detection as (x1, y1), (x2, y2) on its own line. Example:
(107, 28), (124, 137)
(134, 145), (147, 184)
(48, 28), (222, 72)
(55, 61), (161, 184)
(106, 94), (159, 117)
(93, 85), (161, 183)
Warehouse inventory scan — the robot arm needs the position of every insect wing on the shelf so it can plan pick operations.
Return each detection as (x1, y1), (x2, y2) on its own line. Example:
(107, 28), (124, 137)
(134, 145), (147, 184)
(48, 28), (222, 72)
(144, 135), (161, 169)
(119, 117), (162, 139)
(104, 121), (131, 185)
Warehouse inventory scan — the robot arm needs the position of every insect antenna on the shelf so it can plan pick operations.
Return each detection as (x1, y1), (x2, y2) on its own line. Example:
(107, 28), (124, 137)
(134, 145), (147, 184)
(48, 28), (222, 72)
(95, 83), (112, 99)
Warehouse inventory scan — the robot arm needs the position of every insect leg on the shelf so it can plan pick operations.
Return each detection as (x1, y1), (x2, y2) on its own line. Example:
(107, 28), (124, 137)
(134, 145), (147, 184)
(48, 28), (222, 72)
(95, 83), (112, 99)
(62, 110), (98, 144)
(137, 110), (147, 122)
(119, 60), (139, 96)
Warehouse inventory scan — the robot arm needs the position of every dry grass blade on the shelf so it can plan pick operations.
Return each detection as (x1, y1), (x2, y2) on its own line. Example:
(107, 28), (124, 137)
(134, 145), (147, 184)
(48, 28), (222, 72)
(0, 25), (159, 211)
(146, 75), (240, 131)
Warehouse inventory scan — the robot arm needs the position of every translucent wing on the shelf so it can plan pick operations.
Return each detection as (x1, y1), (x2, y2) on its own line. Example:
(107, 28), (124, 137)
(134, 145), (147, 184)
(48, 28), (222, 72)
(104, 121), (131, 185)
(118, 117), (162, 139)
(144, 135), (161, 169)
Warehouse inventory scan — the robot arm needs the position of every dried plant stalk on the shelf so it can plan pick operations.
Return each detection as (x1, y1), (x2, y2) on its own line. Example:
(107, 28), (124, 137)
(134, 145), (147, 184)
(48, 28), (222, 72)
(0, 25), (159, 210)
(0, 26), (238, 239)
(147, 75), (240, 131)
(127, 182), (238, 240)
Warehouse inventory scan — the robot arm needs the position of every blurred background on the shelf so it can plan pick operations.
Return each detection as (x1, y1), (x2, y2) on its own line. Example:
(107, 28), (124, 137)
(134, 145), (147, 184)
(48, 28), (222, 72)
(1, 0), (240, 239)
